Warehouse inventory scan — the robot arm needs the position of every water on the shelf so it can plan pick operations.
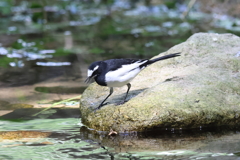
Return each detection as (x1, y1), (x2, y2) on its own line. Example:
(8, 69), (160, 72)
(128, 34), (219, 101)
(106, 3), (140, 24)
(1, 0), (239, 86)
(1, 116), (240, 159)
(1, 0), (240, 159)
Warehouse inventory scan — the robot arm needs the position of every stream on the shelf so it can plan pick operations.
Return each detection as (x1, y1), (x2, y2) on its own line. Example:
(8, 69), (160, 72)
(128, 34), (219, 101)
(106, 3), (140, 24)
(1, 0), (240, 159)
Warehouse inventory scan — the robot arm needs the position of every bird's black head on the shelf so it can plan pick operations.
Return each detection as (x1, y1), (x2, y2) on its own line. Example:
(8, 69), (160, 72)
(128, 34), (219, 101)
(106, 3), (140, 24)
(85, 61), (102, 84)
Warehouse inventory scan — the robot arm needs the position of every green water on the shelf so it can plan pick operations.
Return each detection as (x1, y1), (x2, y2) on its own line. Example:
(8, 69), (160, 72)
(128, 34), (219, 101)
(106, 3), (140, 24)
(0, 118), (112, 160)
(1, 117), (240, 159)
(1, 0), (240, 159)
(0, 0), (239, 85)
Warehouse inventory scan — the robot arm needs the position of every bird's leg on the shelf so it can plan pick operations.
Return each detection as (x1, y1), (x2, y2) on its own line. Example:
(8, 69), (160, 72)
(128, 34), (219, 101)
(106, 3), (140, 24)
(95, 87), (113, 110)
(118, 83), (131, 105)
(124, 83), (131, 102)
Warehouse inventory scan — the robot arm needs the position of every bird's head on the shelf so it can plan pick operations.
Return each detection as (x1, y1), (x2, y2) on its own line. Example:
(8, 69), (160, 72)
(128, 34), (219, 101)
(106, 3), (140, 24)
(85, 61), (101, 84)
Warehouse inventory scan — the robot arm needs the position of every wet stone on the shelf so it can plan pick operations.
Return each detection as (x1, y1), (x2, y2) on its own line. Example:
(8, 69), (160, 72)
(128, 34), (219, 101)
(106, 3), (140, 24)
(0, 103), (34, 110)
(0, 131), (51, 141)
(0, 100), (10, 109)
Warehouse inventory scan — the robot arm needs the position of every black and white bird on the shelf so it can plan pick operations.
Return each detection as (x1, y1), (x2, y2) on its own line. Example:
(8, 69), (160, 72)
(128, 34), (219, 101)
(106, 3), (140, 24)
(85, 52), (180, 110)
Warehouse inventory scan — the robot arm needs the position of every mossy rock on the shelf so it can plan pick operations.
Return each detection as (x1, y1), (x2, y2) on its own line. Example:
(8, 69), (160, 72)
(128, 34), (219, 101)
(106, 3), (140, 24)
(0, 103), (34, 110)
(80, 33), (240, 132)
(0, 100), (10, 109)
(0, 131), (51, 141)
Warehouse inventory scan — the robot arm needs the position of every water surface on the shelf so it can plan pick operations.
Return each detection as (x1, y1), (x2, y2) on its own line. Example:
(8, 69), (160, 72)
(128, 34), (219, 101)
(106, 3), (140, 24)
(1, 1), (240, 159)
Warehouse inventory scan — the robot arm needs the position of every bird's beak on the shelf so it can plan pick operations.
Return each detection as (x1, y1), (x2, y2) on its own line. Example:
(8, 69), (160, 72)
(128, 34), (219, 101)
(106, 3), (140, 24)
(85, 75), (96, 84)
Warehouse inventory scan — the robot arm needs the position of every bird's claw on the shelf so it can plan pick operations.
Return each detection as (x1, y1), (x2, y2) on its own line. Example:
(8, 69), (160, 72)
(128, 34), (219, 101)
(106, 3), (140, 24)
(93, 102), (110, 112)
(102, 102), (110, 106)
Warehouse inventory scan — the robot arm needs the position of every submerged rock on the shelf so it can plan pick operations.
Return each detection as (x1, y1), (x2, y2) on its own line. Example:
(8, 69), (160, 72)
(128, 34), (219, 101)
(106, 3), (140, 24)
(0, 131), (51, 141)
(0, 103), (33, 110)
(80, 33), (240, 132)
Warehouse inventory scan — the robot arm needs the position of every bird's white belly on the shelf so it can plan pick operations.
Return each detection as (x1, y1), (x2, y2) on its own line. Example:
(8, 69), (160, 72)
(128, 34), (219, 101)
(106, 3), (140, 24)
(105, 67), (141, 87)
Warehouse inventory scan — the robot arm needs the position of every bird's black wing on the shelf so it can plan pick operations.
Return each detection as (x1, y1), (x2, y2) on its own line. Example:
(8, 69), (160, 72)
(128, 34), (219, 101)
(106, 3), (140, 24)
(103, 59), (148, 72)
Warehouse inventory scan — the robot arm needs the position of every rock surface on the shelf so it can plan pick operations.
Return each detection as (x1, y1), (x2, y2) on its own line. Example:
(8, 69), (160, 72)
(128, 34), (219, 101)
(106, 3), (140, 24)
(80, 33), (240, 132)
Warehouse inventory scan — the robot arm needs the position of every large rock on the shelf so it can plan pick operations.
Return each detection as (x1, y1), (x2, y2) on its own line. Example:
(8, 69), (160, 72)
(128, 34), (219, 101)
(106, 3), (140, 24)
(80, 33), (240, 132)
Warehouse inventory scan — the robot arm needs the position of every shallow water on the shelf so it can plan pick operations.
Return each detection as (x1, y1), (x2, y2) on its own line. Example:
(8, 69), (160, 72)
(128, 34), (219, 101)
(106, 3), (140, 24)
(1, 111), (240, 159)
(1, 0), (239, 87)
(1, 1), (240, 159)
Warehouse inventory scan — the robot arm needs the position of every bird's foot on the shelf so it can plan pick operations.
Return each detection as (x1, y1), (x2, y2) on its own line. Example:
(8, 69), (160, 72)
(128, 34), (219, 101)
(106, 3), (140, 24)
(93, 102), (110, 111)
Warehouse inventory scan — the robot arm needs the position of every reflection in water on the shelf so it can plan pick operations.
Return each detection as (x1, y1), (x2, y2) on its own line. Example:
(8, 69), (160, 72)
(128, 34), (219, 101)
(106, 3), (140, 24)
(1, 1), (239, 87)
(0, 1), (240, 159)
(0, 47), (8, 55)
(0, 108), (240, 159)
(0, 117), (240, 159)
(36, 62), (71, 66)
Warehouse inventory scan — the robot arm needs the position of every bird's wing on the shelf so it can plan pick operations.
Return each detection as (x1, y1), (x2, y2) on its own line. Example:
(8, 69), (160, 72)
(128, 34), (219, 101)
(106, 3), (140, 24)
(104, 59), (148, 72)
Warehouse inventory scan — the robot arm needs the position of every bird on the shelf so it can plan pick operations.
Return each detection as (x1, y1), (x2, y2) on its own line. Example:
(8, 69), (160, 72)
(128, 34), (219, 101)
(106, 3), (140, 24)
(85, 52), (180, 110)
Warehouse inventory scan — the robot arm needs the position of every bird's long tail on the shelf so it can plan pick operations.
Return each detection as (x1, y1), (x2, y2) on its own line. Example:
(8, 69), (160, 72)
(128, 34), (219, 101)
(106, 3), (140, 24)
(147, 52), (180, 65)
